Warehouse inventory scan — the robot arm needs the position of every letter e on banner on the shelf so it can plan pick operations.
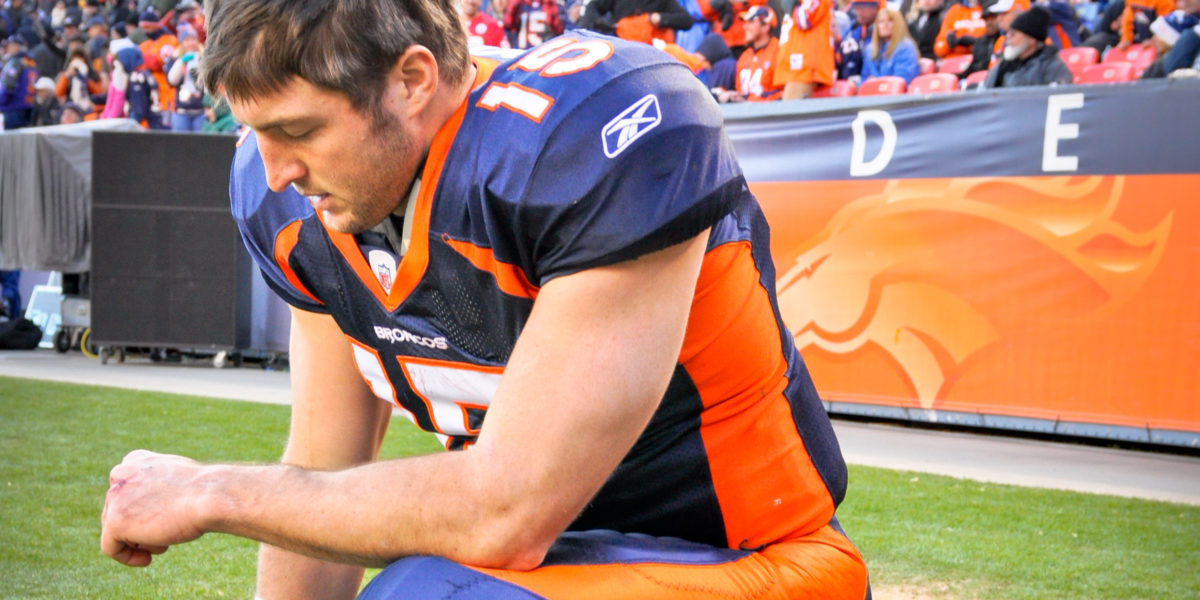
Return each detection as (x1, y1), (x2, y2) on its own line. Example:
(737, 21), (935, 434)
(850, 110), (897, 177)
(1043, 93), (1084, 172)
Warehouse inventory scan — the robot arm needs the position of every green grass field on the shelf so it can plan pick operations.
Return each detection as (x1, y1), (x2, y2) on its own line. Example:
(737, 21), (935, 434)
(1, 375), (1197, 599)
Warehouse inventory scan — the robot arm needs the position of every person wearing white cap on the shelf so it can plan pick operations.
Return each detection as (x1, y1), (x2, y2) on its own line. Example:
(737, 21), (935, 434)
(30, 75), (61, 126)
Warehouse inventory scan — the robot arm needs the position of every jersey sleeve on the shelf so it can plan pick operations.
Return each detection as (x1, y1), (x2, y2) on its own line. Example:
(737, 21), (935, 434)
(229, 133), (328, 313)
(498, 50), (745, 284)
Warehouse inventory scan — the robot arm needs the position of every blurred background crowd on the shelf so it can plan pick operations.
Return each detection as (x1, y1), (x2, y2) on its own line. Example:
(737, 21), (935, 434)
(2, 0), (1196, 132)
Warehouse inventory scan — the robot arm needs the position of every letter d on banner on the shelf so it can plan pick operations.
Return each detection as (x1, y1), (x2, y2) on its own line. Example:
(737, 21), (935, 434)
(850, 110), (898, 177)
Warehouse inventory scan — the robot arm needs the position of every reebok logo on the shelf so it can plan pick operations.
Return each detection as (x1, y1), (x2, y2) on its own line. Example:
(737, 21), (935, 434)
(602, 95), (661, 158)
(374, 326), (449, 350)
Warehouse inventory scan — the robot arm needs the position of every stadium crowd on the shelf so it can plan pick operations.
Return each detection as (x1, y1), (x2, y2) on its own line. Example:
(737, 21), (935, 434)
(1, 0), (1196, 131)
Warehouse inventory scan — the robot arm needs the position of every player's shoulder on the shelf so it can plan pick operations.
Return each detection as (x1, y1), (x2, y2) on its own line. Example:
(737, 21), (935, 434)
(229, 130), (313, 232)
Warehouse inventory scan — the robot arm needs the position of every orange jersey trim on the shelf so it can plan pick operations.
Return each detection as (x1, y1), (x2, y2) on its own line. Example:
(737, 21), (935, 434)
(273, 220), (323, 305)
(441, 236), (541, 299)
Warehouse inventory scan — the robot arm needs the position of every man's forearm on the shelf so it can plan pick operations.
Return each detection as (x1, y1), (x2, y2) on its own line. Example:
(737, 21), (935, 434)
(194, 448), (543, 569)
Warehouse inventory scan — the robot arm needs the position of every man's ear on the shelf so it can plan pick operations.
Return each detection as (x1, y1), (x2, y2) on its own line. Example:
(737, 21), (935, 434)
(387, 45), (440, 119)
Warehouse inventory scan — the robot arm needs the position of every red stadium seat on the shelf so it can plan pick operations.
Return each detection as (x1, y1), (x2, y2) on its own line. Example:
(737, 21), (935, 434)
(937, 54), (973, 75)
(857, 76), (907, 95)
(919, 57), (936, 75)
(811, 79), (858, 97)
(963, 69), (989, 87)
(1077, 61), (1134, 84)
(908, 73), (959, 94)
(1059, 46), (1099, 79)
(1104, 43), (1157, 69)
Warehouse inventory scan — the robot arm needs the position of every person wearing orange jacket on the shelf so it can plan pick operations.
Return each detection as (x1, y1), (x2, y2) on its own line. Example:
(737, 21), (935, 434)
(933, 0), (985, 58)
(136, 7), (177, 129)
(1117, 0), (1174, 49)
(776, 0), (835, 98)
(696, 0), (771, 55)
(717, 6), (784, 101)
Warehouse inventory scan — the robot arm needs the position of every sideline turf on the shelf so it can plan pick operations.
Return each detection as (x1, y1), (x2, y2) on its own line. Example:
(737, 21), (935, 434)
(1, 376), (1196, 599)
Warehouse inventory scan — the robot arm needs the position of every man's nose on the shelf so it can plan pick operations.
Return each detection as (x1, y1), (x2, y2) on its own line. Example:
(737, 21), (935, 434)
(258, 137), (308, 193)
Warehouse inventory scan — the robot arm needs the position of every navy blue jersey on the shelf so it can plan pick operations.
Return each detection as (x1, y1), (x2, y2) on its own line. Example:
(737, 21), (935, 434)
(231, 32), (848, 551)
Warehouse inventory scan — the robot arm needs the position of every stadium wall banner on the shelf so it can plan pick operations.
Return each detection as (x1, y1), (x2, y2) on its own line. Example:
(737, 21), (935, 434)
(722, 79), (1200, 447)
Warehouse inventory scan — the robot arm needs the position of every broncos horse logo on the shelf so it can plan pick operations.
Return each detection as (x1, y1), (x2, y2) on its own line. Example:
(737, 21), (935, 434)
(775, 176), (1171, 408)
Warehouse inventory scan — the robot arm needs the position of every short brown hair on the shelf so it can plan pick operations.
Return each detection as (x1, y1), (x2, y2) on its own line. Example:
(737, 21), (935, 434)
(202, 0), (470, 116)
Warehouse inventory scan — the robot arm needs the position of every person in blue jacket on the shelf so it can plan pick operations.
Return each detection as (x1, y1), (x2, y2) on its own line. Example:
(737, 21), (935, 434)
(862, 7), (920, 83)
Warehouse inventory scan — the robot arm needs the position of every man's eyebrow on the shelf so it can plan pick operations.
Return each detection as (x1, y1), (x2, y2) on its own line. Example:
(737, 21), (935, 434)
(252, 116), (319, 132)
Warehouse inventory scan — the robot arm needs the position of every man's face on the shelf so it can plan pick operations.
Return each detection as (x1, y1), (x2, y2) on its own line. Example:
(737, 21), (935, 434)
(999, 9), (1017, 30)
(462, 0), (481, 18)
(61, 109), (82, 124)
(1005, 28), (1034, 58)
(230, 77), (423, 234)
(918, 0), (943, 12)
(1180, 0), (1200, 14)
(742, 18), (768, 46)
(855, 3), (879, 25)
(983, 12), (999, 35)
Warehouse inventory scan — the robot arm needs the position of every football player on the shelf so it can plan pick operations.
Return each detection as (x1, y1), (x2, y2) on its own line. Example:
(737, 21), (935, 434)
(100, 1), (870, 598)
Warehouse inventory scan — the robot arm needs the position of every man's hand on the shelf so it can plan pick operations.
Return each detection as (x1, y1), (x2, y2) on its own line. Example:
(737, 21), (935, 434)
(100, 450), (208, 567)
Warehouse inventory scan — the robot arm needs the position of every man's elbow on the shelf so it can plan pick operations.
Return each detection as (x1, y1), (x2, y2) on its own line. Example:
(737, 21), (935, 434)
(462, 514), (559, 571)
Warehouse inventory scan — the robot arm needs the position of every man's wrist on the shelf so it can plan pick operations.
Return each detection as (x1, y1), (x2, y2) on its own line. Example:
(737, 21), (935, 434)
(191, 464), (240, 534)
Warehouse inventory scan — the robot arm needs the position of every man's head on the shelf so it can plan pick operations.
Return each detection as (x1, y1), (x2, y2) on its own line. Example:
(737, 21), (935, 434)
(61, 14), (81, 38)
(461, 0), (481, 18)
(60, 102), (84, 124)
(740, 6), (775, 48)
(917, 0), (944, 13)
(1181, 0), (1200, 15)
(851, 0), (880, 26)
(86, 16), (107, 38)
(34, 76), (55, 102)
(203, 0), (470, 125)
(1004, 7), (1049, 60)
(203, 0), (473, 234)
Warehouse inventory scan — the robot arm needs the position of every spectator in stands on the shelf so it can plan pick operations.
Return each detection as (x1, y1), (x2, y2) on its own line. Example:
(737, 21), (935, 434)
(101, 46), (158, 127)
(30, 75), (59, 126)
(504, 0), (563, 48)
(55, 47), (100, 116)
(1043, 0), (1082, 49)
(563, 0), (586, 32)
(85, 16), (108, 60)
(863, 7), (920, 81)
(837, 0), (879, 79)
(109, 22), (135, 55)
(136, 7), (176, 128)
(29, 19), (65, 78)
(1118, 0), (1174, 49)
(776, 0), (835, 97)
(579, 0), (692, 47)
(672, 0), (713, 52)
(718, 6), (783, 100)
(934, 0), (985, 58)
(1, 33), (38, 129)
(909, 0), (946, 58)
(175, 0), (206, 44)
(982, 6), (1074, 87)
(462, 0), (507, 47)
(1140, 4), (1200, 77)
(166, 26), (205, 131)
(59, 101), (84, 124)
(1, 0), (34, 42)
(964, 0), (1006, 76)
(1162, 21), (1200, 73)
(1081, 0), (1125, 53)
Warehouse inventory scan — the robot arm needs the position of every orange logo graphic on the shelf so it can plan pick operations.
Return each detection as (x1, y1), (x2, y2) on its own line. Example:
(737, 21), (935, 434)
(774, 176), (1172, 408)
